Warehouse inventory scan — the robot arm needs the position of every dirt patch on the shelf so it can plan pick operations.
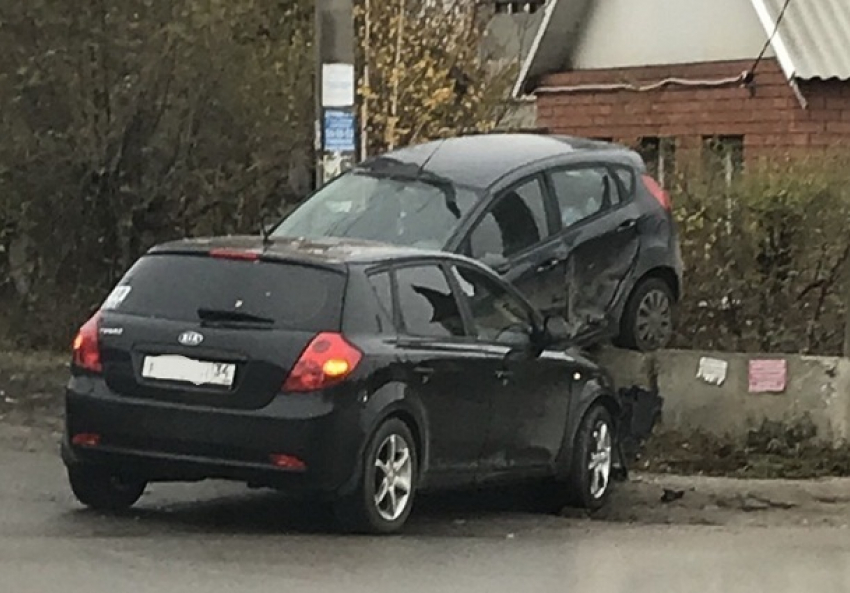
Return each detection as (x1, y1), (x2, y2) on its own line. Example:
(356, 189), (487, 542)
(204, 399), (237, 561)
(582, 473), (850, 529)
(637, 421), (850, 479)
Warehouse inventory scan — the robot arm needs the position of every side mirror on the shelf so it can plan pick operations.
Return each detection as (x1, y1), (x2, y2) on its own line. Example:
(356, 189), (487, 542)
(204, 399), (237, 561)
(498, 326), (536, 363)
(543, 315), (572, 345)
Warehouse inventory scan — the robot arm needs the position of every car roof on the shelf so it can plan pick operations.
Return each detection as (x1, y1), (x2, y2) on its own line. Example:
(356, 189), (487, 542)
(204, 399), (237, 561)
(149, 235), (490, 270)
(355, 133), (642, 189)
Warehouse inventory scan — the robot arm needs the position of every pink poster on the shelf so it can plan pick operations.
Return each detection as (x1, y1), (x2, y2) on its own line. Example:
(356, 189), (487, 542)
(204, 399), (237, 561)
(748, 359), (787, 393)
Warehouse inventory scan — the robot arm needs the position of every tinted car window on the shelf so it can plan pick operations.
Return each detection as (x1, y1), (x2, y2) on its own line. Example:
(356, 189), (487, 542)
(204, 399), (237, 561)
(469, 177), (550, 260)
(272, 172), (479, 251)
(549, 167), (621, 228)
(450, 266), (532, 342)
(395, 266), (465, 338)
(103, 255), (344, 331)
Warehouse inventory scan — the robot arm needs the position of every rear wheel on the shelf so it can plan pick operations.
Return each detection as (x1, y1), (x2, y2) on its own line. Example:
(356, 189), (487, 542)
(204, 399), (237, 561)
(67, 466), (146, 512)
(334, 418), (418, 534)
(618, 277), (675, 351)
(566, 405), (614, 511)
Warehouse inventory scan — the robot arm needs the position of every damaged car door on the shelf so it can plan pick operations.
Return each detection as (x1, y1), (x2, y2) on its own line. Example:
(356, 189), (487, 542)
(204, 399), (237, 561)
(447, 264), (573, 476)
(545, 164), (642, 341)
(459, 175), (569, 317)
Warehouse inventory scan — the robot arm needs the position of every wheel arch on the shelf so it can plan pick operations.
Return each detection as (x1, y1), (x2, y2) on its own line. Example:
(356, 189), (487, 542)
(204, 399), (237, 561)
(636, 266), (680, 301)
(382, 409), (426, 473)
(336, 382), (431, 497)
(556, 381), (620, 481)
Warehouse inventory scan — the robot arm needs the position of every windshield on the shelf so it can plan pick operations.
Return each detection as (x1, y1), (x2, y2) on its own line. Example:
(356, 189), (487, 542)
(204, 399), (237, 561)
(272, 172), (480, 250)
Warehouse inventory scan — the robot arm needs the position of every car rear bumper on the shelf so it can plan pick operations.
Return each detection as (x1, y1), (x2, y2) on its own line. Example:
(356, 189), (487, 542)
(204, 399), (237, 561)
(62, 376), (365, 498)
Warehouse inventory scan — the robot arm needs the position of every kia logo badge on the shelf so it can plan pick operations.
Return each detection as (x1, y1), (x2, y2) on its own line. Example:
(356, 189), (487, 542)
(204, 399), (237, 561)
(178, 331), (204, 347)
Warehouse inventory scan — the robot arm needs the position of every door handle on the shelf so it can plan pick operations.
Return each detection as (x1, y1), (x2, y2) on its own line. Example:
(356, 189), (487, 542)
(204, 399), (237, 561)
(618, 219), (637, 231)
(536, 257), (565, 273)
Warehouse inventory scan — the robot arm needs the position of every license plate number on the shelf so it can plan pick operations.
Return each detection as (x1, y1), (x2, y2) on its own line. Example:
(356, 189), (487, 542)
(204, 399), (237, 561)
(142, 355), (236, 387)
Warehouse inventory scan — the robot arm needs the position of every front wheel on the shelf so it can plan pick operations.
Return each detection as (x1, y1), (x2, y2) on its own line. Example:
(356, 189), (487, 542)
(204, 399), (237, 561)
(566, 405), (615, 511)
(334, 418), (418, 534)
(68, 466), (147, 512)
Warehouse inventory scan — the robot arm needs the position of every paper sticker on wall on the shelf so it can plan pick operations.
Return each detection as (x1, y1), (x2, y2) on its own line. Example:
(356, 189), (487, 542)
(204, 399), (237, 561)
(322, 63), (355, 107)
(102, 285), (131, 310)
(697, 357), (728, 386)
(748, 359), (787, 393)
(323, 110), (356, 153)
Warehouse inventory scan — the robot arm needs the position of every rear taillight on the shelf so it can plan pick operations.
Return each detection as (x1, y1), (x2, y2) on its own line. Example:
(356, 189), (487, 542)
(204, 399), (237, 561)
(283, 332), (362, 393)
(72, 312), (102, 373)
(642, 174), (672, 211)
(72, 433), (101, 447)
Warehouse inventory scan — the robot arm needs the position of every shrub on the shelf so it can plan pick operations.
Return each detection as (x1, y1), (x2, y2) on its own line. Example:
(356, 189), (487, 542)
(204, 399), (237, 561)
(670, 151), (850, 355)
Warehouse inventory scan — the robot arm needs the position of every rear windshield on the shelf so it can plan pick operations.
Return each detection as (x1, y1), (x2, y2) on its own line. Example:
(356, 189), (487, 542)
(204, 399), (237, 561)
(102, 254), (345, 331)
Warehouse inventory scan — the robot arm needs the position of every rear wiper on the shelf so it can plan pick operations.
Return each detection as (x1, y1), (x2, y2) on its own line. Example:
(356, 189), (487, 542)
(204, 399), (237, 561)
(197, 308), (274, 326)
(358, 164), (462, 219)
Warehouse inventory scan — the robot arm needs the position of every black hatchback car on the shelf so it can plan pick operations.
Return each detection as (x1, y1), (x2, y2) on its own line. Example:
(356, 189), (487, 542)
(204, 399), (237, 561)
(273, 134), (683, 351)
(63, 237), (623, 533)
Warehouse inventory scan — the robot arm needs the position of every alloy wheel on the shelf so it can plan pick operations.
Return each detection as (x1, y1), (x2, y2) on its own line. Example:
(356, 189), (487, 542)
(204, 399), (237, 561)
(373, 434), (413, 522)
(588, 420), (612, 500)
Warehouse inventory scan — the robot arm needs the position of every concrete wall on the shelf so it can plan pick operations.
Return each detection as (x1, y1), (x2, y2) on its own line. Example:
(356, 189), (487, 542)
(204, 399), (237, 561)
(571, 0), (772, 70)
(536, 59), (850, 158)
(598, 348), (850, 447)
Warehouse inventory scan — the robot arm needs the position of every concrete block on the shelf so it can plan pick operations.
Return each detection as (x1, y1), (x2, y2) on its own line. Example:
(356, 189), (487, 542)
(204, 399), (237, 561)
(597, 348), (850, 447)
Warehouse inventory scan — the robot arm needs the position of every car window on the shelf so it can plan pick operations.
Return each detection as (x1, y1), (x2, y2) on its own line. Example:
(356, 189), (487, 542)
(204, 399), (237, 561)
(450, 266), (532, 342)
(395, 266), (466, 338)
(549, 167), (621, 228)
(272, 172), (479, 251)
(468, 177), (550, 260)
(104, 255), (345, 331)
(368, 271), (394, 319)
(614, 167), (635, 199)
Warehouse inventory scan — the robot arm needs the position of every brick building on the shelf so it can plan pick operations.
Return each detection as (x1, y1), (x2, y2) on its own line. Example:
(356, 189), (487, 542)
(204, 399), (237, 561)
(511, 0), (850, 183)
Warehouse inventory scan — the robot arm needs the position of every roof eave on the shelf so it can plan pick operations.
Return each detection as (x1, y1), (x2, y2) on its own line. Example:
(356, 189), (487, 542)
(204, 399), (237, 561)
(511, 0), (558, 98)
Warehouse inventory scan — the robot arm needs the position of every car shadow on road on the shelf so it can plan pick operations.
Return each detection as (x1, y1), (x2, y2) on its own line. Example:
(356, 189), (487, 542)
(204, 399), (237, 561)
(67, 483), (573, 537)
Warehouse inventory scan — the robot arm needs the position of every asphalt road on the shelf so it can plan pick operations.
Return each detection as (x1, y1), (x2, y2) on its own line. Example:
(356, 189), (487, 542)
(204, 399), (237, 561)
(3, 445), (850, 593)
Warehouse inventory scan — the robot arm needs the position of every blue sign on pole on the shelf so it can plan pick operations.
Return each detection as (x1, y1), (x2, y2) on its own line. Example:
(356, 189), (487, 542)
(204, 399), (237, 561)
(323, 110), (356, 153)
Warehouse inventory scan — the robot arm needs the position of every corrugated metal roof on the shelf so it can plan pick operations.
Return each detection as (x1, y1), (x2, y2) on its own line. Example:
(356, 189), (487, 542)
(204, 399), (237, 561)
(752, 0), (850, 80)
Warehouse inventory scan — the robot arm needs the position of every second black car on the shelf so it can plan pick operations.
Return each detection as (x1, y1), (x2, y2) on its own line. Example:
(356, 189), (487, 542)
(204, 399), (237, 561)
(273, 134), (683, 351)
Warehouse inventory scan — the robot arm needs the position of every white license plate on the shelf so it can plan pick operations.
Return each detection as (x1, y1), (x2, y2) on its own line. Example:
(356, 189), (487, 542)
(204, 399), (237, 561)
(142, 355), (236, 387)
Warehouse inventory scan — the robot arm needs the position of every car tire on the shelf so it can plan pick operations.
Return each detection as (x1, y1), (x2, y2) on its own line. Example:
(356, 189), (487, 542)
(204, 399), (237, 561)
(334, 418), (418, 534)
(565, 405), (614, 511)
(67, 466), (147, 512)
(618, 277), (675, 352)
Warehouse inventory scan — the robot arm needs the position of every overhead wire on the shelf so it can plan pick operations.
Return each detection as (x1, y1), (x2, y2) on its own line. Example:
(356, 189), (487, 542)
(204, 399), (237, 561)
(750, 0), (794, 77)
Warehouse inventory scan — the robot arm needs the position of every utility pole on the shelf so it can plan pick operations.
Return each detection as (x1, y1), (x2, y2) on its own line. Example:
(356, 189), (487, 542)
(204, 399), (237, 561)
(314, 0), (359, 189)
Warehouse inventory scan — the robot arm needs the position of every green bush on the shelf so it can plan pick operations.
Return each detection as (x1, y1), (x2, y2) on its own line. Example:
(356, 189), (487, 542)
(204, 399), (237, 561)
(0, 1), (315, 350)
(670, 153), (850, 355)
